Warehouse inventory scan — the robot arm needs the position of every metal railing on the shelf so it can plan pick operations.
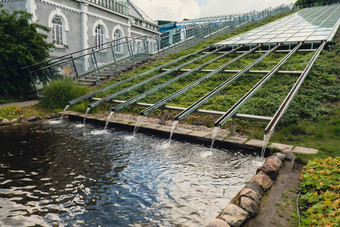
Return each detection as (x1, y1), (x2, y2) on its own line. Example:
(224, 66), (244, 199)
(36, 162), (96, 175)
(23, 35), (159, 95)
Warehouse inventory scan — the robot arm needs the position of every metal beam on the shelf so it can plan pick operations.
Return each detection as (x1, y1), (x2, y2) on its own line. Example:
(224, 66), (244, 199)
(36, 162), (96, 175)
(264, 41), (326, 135)
(66, 47), (209, 106)
(175, 44), (280, 121)
(203, 49), (316, 54)
(215, 42), (302, 127)
(161, 68), (303, 74)
(92, 98), (271, 121)
(140, 45), (257, 116)
(87, 46), (227, 109)
(112, 46), (243, 112)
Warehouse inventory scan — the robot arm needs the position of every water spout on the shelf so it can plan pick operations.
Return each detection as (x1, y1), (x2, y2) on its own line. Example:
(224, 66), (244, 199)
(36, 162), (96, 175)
(104, 111), (115, 130)
(210, 126), (220, 152)
(261, 133), (271, 159)
(83, 107), (91, 125)
(133, 116), (143, 137)
(169, 120), (179, 145)
(60, 105), (70, 122)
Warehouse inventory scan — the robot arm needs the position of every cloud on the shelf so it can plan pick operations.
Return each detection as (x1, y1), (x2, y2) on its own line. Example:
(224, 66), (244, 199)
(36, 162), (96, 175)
(132, 0), (202, 21)
(132, 0), (295, 22)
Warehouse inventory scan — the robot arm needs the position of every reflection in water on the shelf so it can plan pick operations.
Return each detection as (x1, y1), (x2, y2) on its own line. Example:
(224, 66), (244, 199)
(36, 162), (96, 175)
(0, 121), (262, 226)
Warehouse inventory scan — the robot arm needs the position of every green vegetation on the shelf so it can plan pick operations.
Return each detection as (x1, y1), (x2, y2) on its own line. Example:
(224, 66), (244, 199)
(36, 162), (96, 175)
(298, 157), (340, 226)
(0, 5), (53, 100)
(40, 79), (89, 110)
(295, 0), (339, 6)
(0, 106), (21, 121)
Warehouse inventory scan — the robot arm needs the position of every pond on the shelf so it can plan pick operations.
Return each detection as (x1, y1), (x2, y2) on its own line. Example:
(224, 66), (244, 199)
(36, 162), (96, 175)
(0, 121), (262, 226)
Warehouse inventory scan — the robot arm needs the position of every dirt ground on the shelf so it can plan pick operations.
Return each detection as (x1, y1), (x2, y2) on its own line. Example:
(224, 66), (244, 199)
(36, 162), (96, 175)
(244, 159), (303, 227)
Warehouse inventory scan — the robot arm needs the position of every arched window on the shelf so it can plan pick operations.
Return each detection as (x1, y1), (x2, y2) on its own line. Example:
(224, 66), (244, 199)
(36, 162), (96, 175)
(95, 25), (104, 49)
(52, 16), (63, 45)
(114, 29), (123, 53)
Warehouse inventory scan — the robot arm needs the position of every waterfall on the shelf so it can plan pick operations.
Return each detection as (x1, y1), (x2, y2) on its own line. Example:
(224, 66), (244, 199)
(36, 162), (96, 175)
(104, 111), (115, 130)
(60, 105), (70, 122)
(83, 107), (91, 125)
(210, 126), (220, 152)
(169, 120), (179, 145)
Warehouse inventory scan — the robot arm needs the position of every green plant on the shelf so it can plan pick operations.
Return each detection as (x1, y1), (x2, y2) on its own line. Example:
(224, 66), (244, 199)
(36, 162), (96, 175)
(40, 79), (89, 110)
(298, 157), (340, 226)
(0, 5), (53, 99)
(0, 106), (21, 120)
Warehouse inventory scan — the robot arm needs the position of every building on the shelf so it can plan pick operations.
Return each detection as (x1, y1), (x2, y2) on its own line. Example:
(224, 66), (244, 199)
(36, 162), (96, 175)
(1, 0), (160, 57)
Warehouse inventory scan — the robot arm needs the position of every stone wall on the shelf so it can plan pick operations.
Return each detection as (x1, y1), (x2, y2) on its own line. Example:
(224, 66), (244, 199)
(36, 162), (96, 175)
(207, 151), (294, 227)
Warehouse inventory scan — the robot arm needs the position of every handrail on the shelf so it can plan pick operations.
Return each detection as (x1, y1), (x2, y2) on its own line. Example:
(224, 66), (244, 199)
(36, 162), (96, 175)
(22, 36), (148, 71)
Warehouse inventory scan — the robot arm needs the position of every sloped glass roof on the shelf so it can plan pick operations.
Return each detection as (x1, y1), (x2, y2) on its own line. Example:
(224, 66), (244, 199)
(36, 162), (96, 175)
(215, 5), (340, 46)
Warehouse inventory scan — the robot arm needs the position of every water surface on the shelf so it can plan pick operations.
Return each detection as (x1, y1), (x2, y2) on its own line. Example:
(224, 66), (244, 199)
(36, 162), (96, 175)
(0, 121), (262, 226)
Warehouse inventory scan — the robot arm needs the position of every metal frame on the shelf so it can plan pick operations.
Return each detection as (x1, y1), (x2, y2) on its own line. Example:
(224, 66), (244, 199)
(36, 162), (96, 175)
(264, 41), (326, 136)
(67, 47), (207, 106)
(174, 44), (280, 121)
(215, 42), (302, 127)
(87, 45), (228, 109)
(140, 45), (262, 116)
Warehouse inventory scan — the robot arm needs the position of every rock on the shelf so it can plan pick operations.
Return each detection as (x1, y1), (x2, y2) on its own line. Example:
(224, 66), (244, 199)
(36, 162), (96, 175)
(249, 171), (273, 192)
(20, 115), (28, 123)
(256, 162), (279, 181)
(239, 188), (261, 205)
(219, 204), (249, 227)
(282, 149), (294, 160)
(270, 156), (283, 167)
(207, 218), (231, 227)
(48, 114), (60, 119)
(265, 157), (281, 169)
(10, 118), (18, 124)
(245, 181), (264, 198)
(28, 116), (42, 122)
(1, 118), (10, 125)
(274, 153), (286, 162)
(239, 196), (260, 217)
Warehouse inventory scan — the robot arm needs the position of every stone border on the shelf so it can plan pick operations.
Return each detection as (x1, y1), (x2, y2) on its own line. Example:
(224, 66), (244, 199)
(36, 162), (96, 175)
(0, 114), (60, 126)
(207, 150), (294, 227)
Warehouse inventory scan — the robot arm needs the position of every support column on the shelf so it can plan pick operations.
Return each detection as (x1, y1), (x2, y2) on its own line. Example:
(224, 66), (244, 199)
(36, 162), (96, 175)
(80, 1), (89, 71)
(26, 0), (37, 22)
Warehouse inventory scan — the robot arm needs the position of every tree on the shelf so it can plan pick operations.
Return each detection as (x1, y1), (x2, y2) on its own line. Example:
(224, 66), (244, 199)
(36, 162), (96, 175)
(295, 0), (339, 6)
(0, 4), (53, 99)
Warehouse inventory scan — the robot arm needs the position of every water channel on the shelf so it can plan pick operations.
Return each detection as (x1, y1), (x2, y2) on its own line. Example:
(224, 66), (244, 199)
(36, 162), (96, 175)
(0, 120), (262, 226)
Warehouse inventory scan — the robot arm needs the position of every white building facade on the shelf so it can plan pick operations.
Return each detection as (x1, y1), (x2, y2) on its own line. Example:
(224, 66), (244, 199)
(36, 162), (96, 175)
(1, 0), (160, 58)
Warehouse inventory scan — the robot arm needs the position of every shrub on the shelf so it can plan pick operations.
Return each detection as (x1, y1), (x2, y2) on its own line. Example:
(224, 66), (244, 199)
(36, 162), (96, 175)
(40, 79), (88, 110)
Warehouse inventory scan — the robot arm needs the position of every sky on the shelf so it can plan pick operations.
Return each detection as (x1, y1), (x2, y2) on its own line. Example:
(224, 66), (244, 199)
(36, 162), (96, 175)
(132, 0), (296, 21)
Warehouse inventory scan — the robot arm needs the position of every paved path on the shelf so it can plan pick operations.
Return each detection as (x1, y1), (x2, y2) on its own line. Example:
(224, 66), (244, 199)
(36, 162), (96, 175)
(0, 100), (39, 109)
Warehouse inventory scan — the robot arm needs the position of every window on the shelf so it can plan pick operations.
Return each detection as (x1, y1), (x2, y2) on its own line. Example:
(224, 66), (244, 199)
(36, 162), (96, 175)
(95, 25), (104, 49)
(52, 16), (63, 45)
(114, 29), (122, 53)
